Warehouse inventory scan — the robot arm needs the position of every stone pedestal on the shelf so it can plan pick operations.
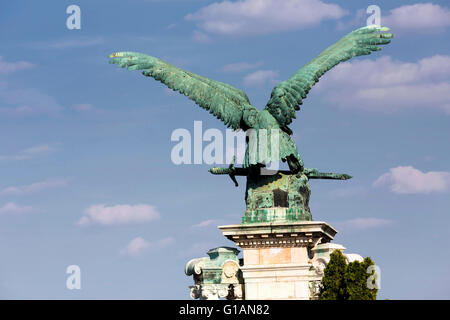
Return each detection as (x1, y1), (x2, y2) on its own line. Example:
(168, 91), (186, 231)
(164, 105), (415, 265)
(218, 221), (337, 300)
(185, 221), (363, 300)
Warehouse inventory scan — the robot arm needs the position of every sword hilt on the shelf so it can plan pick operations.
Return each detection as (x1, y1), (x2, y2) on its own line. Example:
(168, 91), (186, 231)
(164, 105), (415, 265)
(208, 156), (239, 187)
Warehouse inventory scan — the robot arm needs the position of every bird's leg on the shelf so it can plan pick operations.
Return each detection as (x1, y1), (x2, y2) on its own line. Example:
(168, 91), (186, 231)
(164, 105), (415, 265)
(287, 154), (304, 173)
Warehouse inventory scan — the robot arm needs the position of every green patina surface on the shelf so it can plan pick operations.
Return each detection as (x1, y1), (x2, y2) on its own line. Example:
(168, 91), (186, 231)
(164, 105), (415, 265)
(203, 247), (240, 284)
(185, 247), (241, 284)
(243, 172), (311, 223)
(242, 208), (312, 224)
(109, 26), (393, 223)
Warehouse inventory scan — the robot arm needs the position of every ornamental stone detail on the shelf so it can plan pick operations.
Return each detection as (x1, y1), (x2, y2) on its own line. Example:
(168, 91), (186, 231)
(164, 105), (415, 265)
(185, 247), (244, 300)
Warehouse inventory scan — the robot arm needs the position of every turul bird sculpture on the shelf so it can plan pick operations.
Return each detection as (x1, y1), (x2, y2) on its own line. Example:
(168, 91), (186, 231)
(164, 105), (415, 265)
(109, 25), (393, 223)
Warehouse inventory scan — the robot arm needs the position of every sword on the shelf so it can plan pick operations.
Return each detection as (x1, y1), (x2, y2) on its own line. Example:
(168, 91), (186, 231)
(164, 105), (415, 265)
(209, 158), (352, 187)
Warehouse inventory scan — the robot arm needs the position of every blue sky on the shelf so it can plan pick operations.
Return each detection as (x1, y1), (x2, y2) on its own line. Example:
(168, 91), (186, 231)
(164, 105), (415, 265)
(0, 0), (449, 299)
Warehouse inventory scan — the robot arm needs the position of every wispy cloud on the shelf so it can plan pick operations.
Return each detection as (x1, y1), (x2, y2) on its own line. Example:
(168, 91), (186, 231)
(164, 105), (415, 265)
(0, 144), (57, 161)
(77, 204), (160, 226)
(0, 82), (63, 116)
(0, 57), (34, 75)
(318, 55), (450, 114)
(0, 202), (33, 215)
(335, 8), (365, 31)
(71, 103), (104, 114)
(72, 104), (93, 112)
(29, 37), (104, 50)
(334, 217), (393, 231)
(178, 241), (219, 258)
(221, 61), (263, 73)
(186, 0), (347, 37)
(374, 166), (450, 194)
(22, 144), (56, 156)
(0, 61), (62, 116)
(192, 30), (212, 43)
(328, 186), (366, 198)
(191, 219), (220, 228)
(0, 179), (68, 196)
(120, 236), (175, 257)
(243, 69), (279, 87)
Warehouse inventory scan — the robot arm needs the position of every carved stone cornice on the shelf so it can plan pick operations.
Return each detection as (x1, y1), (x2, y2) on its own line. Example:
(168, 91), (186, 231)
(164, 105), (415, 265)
(219, 221), (337, 248)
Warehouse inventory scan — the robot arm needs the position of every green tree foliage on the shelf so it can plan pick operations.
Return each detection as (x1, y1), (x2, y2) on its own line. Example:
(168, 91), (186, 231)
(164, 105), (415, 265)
(320, 250), (347, 300)
(320, 251), (378, 300)
(345, 257), (378, 300)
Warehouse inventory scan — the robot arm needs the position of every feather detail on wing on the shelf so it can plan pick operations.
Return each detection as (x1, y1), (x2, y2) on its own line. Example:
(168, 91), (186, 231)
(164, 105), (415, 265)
(265, 26), (394, 127)
(109, 52), (255, 130)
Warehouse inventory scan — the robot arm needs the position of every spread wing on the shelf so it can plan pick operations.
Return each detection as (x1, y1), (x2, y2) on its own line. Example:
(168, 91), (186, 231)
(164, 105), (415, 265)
(265, 26), (394, 128)
(109, 52), (254, 130)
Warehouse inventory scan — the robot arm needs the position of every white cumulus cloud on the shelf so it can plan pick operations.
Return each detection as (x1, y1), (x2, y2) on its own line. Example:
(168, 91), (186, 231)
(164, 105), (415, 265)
(120, 237), (150, 256)
(383, 3), (450, 32)
(77, 204), (160, 226)
(373, 166), (450, 194)
(120, 236), (175, 256)
(186, 0), (347, 37)
(317, 55), (450, 114)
